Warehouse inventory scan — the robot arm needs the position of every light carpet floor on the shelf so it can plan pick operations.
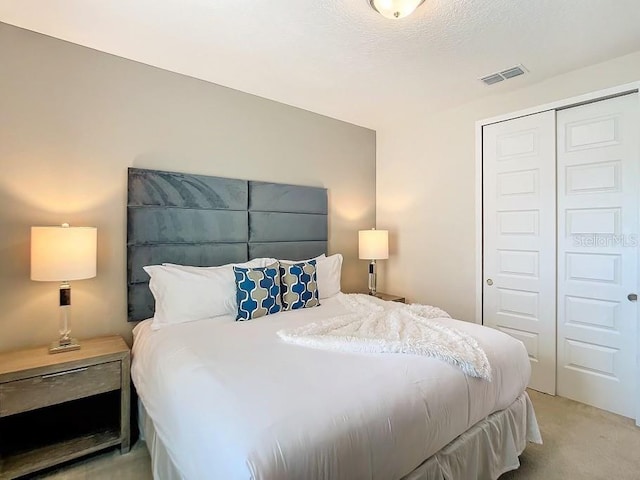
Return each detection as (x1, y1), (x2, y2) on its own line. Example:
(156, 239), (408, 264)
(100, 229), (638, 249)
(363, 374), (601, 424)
(499, 390), (640, 480)
(37, 390), (640, 479)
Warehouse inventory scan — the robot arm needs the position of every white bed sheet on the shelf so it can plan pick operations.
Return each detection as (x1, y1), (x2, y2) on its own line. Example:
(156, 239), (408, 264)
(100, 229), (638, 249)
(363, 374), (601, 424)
(132, 294), (531, 480)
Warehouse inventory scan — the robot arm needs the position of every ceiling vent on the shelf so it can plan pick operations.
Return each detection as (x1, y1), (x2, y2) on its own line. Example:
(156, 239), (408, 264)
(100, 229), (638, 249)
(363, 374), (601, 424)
(480, 65), (527, 86)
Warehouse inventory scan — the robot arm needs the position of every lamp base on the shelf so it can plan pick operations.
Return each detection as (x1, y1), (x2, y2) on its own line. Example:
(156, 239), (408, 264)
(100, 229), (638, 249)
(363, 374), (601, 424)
(49, 338), (80, 354)
(368, 260), (377, 296)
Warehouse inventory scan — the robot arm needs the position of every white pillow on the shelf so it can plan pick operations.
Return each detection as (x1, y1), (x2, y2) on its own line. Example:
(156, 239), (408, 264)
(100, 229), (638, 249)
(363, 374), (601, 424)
(316, 254), (342, 299)
(162, 258), (275, 271)
(279, 254), (326, 264)
(143, 259), (275, 330)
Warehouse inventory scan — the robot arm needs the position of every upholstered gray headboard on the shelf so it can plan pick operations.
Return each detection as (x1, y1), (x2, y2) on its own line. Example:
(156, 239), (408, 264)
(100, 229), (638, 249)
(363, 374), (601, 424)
(127, 167), (328, 321)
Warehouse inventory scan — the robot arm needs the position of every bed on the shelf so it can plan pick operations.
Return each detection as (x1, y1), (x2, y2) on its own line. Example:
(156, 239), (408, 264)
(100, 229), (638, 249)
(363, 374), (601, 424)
(127, 168), (541, 479)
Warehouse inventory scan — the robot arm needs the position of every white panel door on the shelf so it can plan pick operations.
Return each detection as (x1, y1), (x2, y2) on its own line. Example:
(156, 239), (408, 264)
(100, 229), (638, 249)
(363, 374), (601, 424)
(483, 111), (557, 394)
(557, 94), (639, 418)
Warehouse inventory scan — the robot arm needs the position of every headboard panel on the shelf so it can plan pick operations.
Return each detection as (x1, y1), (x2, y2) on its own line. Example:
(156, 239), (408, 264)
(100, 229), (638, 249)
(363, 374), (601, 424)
(128, 168), (249, 209)
(248, 241), (328, 262)
(248, 181), (328, 214)
(127, 168), (328, 321)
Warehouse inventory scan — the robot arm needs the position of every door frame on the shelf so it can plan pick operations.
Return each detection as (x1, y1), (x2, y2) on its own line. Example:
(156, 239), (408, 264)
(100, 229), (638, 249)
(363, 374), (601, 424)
(474, 81), (640, 425)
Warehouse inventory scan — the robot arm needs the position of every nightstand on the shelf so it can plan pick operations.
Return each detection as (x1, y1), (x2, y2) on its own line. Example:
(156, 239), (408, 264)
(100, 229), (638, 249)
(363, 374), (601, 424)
(373, 292), (406, 303)
(0, 336), (130, 479)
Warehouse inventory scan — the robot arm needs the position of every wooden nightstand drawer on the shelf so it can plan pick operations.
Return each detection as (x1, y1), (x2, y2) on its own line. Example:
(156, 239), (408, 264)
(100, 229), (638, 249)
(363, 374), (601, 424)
(0, 361), (121, 417)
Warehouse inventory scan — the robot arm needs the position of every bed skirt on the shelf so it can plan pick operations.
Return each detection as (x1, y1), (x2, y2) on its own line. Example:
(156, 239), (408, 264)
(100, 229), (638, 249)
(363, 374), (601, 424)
(139, 391), (541, 480)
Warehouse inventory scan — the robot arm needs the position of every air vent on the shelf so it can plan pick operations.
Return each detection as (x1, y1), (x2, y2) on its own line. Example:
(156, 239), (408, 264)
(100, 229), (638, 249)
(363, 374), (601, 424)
(480, 64), (528, 86)
(500, 66), (525, 79)
(480, 74), (504, 86)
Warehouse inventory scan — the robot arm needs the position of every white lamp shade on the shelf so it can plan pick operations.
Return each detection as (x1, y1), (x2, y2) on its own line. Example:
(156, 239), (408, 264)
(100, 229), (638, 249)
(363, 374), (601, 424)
(31, 226), (97, 281)
(369, 0), (425, 19)
(359, 229), (389, 260)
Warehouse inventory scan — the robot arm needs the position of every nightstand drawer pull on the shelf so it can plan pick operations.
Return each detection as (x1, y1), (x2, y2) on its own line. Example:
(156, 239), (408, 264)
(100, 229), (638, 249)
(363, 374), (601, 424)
(42, 367), (88, 379)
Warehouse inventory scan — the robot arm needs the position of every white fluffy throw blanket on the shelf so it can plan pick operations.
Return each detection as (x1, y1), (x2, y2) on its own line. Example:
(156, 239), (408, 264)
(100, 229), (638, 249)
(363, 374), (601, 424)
(278, 294), (492, 381)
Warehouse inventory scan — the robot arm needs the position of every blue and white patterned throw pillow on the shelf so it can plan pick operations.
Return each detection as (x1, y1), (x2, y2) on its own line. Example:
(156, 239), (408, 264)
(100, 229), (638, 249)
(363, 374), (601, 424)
(234, 262), (282, 321)
(279, 260), (320, 311)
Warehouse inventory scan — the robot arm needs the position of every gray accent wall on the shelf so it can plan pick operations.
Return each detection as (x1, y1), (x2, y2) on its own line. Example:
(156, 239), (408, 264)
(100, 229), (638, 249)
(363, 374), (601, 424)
(0, 23), (376, 351)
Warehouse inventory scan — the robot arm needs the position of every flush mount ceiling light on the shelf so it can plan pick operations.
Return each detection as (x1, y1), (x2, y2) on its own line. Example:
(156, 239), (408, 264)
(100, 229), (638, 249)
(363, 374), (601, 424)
(369, 0), (426, 19)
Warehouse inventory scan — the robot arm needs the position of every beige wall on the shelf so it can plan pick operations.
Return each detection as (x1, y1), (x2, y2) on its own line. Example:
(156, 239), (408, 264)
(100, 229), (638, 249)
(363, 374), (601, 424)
(0, 23), (376, 351)
(377, 50), (640, 322)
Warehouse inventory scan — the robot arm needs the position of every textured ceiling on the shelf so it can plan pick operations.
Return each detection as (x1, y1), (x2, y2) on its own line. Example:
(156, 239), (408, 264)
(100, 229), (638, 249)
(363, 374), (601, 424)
(1, 0), (640, 129)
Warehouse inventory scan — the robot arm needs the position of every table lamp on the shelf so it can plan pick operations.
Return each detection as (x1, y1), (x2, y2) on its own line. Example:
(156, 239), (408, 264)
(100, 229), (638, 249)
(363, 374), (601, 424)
(358, 228), (389, 296)
(31, 224), (97, 353)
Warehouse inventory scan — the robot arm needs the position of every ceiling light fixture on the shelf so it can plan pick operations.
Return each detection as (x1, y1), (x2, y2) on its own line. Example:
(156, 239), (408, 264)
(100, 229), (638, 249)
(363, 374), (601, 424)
(369, 0), (426, 19)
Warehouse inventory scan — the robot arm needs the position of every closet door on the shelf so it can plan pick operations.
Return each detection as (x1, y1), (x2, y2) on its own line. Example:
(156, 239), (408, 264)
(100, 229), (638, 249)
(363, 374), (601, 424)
(557, 94), (639, 418)
(483, 111), (557, 395)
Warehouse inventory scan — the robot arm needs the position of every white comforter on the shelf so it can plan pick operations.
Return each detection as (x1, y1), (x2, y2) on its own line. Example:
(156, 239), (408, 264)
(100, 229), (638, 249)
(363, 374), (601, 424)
(132, 294), (531, 480)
